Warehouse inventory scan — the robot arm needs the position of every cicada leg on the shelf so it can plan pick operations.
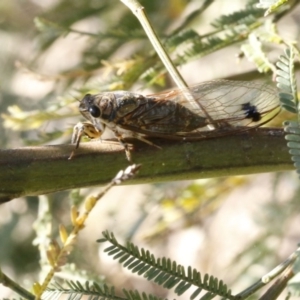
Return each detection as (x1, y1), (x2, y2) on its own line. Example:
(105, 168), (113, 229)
(68, 122), (103, 160)
(112, 129), (133, 161)
(69, 122), (162, 161)
(112, 129), (162, 162)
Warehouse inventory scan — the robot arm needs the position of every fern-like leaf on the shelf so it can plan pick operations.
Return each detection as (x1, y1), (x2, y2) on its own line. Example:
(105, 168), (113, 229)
(122, 289), (165, 300)
(241, 33), (276, 73)
(44, 281), (117, 300)
(211, 5), (264, 29)
(283, 121), (300, 175)
(175, 21), (262, 66)
(98, 231), (233, 300)
(166, 29), (199, 50)
(276, 46), (300, 176)
(276, 47), (298, 113)
(44, 280), (165, 300)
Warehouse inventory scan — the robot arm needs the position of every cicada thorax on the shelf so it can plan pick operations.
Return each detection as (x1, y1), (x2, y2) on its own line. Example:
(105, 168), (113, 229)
(79, 92), (208, 135)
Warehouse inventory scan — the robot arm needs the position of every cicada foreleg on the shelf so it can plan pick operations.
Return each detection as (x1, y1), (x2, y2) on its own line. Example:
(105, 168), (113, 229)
(68, 122), (103, 160)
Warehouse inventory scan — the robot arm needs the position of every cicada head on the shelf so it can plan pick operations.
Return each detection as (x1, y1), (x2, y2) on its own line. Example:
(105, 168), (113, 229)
(79, 93), (117, 123)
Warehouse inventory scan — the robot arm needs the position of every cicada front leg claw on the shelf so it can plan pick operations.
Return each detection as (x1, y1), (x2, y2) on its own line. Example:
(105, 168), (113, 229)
(68, 122), (103, 160)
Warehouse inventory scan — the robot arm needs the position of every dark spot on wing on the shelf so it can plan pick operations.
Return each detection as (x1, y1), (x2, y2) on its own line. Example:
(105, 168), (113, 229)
(242, 102), (261, 122)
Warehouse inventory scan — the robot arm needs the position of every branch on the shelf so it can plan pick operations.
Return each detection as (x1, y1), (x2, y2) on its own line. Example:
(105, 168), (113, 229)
(0, 128), (292, 203)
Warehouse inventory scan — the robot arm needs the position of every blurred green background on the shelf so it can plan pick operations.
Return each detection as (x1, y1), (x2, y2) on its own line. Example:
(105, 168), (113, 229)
(0, 0), (300, 299)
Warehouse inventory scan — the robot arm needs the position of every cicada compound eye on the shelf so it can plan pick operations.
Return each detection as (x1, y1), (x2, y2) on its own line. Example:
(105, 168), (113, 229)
(89, 105), (101, 118)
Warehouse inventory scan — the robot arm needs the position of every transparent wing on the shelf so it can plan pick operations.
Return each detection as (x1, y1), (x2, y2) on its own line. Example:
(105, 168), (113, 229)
(147, 80), (280, 129)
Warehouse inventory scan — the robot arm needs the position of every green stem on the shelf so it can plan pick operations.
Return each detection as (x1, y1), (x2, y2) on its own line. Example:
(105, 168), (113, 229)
(0, 128), (293, 203)
(0, 268), (35, 300)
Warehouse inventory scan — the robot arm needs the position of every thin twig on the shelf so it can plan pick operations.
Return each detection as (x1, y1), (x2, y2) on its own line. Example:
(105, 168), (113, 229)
(34, 165), (141, 299)
(119, 0), (188, 89)
(259, 265), (294, 300)
(0, 268), (35, 300)
(235, 247), (299, 299)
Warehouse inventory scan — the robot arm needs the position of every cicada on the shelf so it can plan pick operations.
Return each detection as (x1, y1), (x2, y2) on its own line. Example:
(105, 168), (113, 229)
(70, 80), (280, 160)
